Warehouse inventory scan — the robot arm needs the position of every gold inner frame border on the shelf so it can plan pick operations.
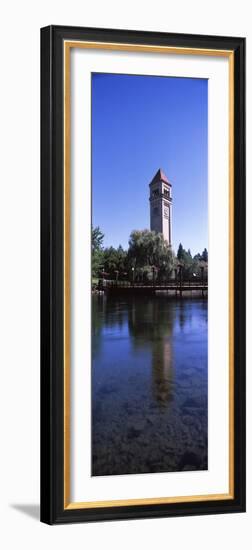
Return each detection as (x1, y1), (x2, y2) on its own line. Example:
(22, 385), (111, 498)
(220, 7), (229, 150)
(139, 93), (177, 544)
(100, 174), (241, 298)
(63, 40), (234, 510)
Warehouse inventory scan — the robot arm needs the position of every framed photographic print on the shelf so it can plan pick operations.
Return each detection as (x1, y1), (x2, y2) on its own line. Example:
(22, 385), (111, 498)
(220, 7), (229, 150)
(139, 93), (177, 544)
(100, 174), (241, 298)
(40, 25), (246, 524)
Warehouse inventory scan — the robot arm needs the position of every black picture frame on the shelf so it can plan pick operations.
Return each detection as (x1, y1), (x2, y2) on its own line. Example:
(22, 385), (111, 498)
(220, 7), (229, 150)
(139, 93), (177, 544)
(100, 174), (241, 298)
(41, 25), (246, 524)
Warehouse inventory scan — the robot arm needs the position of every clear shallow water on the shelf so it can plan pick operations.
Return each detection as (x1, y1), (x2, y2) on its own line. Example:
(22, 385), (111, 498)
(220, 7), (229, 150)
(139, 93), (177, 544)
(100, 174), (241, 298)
(92, 295), (208, 476)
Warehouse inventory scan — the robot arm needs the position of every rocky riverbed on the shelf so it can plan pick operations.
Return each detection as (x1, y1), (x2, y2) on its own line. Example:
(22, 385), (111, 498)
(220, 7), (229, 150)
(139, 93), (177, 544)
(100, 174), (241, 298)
(92, 295), (208, 476)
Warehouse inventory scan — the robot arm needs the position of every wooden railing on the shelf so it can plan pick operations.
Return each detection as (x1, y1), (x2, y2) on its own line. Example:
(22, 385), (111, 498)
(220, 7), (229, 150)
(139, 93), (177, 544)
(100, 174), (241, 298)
(97, 278), (207, 288)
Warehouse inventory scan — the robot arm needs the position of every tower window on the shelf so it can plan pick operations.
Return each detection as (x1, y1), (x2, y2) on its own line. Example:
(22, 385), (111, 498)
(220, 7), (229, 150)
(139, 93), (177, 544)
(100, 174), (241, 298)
(152, 189), (159, 197)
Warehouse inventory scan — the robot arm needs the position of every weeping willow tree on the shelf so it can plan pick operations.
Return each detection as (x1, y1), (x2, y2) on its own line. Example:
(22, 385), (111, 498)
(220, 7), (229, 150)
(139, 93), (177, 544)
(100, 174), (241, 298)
(128, 229), (174, 281)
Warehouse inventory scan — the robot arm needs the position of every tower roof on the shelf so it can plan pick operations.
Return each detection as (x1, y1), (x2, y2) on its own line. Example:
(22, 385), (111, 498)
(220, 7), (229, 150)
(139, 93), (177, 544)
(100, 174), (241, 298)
(149, 168), (171, 186)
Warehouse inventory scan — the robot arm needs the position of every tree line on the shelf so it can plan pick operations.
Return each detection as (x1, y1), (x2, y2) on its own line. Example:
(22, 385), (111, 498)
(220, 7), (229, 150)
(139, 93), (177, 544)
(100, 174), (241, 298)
(92, 226), (208, 283)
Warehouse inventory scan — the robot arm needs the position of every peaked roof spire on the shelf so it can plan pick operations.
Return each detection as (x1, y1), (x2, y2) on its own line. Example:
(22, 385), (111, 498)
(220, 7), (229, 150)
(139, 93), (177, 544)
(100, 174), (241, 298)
(149, 168), (171, 186)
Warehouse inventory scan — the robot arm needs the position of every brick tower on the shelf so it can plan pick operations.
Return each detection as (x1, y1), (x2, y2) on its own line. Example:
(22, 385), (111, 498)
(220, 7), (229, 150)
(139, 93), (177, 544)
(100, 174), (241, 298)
(149, 168), (172, 246)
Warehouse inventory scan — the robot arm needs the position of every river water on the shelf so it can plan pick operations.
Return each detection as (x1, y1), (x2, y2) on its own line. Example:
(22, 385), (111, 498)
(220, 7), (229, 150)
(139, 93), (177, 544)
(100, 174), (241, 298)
(92, 295), (208, 476)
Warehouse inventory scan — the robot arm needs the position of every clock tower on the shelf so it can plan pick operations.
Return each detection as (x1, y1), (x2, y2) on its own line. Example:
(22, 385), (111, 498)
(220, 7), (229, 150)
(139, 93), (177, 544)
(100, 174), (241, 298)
(149, 168), (172, 246)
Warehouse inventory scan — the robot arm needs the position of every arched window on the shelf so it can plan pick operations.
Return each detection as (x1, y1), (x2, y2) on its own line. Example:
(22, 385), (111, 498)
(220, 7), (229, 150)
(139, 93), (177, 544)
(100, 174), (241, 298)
(164, 187), (170, 198)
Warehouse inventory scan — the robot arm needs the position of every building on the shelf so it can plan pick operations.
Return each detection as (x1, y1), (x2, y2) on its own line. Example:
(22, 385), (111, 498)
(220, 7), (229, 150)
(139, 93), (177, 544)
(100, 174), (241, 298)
(149, 168), (172, 246)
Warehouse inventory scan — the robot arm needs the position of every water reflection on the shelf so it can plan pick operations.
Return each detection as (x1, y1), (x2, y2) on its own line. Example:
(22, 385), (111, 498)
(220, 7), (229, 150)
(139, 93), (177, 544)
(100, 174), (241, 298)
(92, 295), (208, 476)
(127, 299), (174, 406)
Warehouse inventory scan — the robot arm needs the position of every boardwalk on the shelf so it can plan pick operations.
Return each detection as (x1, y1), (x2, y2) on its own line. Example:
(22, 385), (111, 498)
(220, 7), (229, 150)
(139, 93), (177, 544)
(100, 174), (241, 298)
(98, 280), (208, 297)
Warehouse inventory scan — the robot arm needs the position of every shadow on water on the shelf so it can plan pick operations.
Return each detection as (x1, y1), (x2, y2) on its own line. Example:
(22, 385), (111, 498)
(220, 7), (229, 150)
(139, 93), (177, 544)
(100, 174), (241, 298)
(92, 295), (208, 476)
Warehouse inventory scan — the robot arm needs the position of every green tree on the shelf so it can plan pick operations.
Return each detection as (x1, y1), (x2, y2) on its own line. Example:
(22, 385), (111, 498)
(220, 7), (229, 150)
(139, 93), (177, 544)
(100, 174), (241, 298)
(92, 226), (104, 278)
(128, 229), (174, 281)
(176, 244), (208, 279)
(92, 226), (104, 253)
(103, 245), (128, 279)
(177, 243), (194, 278)
(193, 252), (202, 262)
(177, 243), (184, 261)
(116, 245), (128, 274)
(202, 248), (208, 262)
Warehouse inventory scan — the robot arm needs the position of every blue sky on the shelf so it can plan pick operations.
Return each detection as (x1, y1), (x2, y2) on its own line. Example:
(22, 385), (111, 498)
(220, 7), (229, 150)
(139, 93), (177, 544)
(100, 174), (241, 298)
(92, 73), (208, 256)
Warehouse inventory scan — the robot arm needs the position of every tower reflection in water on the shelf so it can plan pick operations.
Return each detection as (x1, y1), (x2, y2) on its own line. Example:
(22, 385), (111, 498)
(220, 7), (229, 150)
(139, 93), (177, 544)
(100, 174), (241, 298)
(127, 297), (175, 406)
(92, 294), (208, 476)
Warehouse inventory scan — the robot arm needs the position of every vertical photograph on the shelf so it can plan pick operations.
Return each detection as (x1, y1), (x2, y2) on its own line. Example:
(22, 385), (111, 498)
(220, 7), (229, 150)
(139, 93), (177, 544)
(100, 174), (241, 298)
(91, 73), (208, 476)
